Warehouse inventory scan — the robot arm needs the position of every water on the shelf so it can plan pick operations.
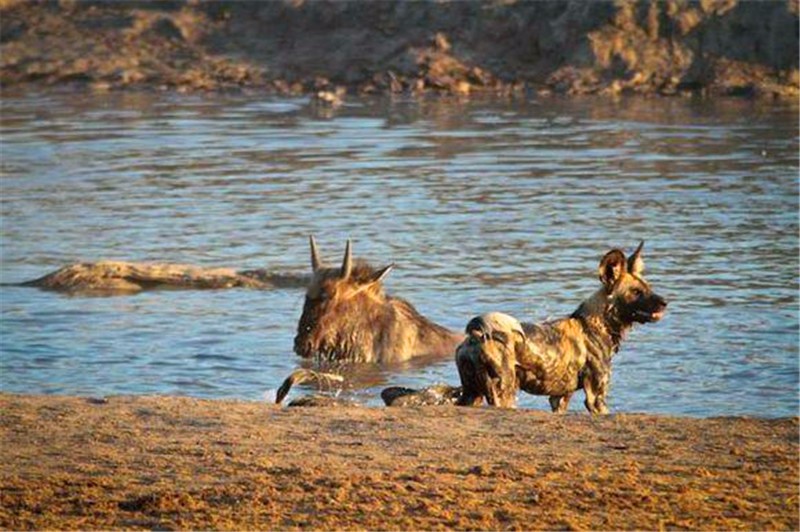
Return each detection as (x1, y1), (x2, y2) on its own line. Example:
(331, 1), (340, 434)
(1, 89), (797, 417)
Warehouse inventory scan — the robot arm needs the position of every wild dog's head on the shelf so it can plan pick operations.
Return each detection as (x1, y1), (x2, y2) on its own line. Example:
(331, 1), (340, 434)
(294, 236), (394, 362)
(598, 241), (667, 325)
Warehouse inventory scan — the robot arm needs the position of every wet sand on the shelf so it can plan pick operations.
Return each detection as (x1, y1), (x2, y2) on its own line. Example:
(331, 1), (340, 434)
(0, 393), (796, 530)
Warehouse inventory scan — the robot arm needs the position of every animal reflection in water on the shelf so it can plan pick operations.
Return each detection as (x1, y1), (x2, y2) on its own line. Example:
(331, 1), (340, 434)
(279, 242), (666, 413)
(293, 237), (463, 363)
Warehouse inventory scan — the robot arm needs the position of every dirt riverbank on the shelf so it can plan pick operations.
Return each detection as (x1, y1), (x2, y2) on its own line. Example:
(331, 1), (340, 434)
(0, 393), (797, 530)
(1, 0), (797, 98)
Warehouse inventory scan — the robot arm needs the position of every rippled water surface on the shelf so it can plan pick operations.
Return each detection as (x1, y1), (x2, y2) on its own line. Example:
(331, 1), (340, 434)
(1, 90), (797, 417)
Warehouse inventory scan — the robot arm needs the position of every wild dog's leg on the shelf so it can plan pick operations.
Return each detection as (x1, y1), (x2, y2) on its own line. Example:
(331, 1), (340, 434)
(485, 377), (517, 408)
(548, 393), (573, 414)
(480, 333), (518, 409)
(592, 369), (611, 415)
(457, 389), (484, 407)
(456, 341), (485, 406)
(582, 370), (610, 415)
(582, 371), (599, 414)
(594, 397), (610, 415)
(456, 361), (485, 406)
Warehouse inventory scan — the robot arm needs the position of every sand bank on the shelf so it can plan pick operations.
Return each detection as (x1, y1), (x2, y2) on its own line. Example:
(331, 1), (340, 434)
(1, 393), (797, 530)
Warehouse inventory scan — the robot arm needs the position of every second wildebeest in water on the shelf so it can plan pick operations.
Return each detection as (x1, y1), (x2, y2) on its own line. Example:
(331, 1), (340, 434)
(294, 237), (463, 363)
(456, 242), (667, 413)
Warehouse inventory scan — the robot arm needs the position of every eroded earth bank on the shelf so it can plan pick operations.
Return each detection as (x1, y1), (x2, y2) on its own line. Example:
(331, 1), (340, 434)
(1, 0), (798, 98)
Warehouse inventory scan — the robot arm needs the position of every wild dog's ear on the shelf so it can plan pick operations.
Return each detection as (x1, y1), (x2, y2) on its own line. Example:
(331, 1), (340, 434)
(309, 235), (323, 272)
(627, 241), (645, 276)
(598, 249), (627, 290)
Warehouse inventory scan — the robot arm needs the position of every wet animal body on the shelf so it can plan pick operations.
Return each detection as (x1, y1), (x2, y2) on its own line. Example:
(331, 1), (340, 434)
(294, 237), (463, 363)
(274, 369), (351, 407)
(274, 368), (461, 407)
(456, 242), (667, 413)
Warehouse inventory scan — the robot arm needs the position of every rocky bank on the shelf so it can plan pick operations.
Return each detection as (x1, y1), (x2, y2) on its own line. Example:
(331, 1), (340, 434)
(1, 0), (798, 98)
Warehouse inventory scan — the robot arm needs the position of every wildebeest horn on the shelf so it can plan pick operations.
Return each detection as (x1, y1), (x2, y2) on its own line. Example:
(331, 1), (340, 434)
(309, 235), (322, 272)
(370, 263), (394, 284)
(341, 239), (353, 279)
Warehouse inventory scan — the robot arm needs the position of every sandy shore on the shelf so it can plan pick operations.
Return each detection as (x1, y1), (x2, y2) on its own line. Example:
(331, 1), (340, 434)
(0, 393), (797, 530)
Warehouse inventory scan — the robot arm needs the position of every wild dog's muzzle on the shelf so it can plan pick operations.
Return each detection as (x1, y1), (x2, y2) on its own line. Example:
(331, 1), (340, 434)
(634, 294), (668, 323)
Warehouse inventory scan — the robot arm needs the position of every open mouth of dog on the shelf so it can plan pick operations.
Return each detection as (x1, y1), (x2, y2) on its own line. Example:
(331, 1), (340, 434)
(634, 309), (666, 322)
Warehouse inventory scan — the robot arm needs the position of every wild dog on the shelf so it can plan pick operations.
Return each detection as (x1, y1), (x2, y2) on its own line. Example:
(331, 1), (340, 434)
(294, 237), (463, 363)
(456, 242), (667, 413)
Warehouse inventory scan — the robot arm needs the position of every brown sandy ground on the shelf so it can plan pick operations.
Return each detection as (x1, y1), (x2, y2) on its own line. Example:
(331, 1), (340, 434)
(0, 393), (797, 530)
(1, 0), (797, 98)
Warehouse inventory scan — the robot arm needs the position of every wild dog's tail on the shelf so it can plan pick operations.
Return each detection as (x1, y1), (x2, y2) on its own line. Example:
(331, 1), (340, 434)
(275, 369), (344, 405)
(457, 312), (526, 408)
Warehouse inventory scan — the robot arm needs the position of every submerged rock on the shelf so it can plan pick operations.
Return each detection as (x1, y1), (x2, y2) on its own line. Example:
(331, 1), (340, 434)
(19, 261), (310, 294)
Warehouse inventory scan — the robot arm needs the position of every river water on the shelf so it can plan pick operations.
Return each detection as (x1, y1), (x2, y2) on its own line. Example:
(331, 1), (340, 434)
(1, 90), (797, 417)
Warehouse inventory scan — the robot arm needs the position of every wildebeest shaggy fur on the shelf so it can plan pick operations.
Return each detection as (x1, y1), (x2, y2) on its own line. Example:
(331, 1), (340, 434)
(294, 237), (463, 363)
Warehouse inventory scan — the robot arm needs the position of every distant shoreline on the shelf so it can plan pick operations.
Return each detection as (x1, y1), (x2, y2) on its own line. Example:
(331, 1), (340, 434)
(1, 1), (797, 99)
(1, 392), (797, 530)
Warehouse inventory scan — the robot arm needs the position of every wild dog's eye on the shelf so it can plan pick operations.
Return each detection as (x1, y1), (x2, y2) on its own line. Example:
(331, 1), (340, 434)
(631, 288), (643, 298)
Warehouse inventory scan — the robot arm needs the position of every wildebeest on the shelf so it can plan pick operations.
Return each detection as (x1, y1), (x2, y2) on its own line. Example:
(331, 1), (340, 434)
(456, 242), (667, 413)
(293, 237), (463, 363)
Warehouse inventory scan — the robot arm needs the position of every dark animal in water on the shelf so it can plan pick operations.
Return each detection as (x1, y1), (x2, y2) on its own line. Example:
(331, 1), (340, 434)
(275, 369), (352, 407)
(380, 385), (462, 407)
(293, 237), (463, 363)
(275, 368), (460, 407)
(456, 242), (667, 413)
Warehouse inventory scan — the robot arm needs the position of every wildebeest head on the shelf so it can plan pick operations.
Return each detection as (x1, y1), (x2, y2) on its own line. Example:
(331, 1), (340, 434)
(294, 237), (395, 362)
(598, 241), (668, 325)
